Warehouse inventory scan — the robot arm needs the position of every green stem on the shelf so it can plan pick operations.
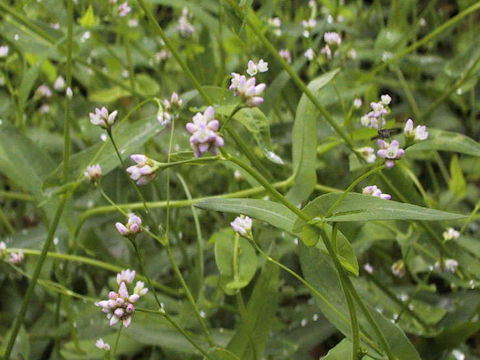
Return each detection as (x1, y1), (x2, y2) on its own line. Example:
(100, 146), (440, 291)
(0, 190), (35, 201)
(3, 196), (67, 360)
(165, 118), (176, 241)
(63, 0), (73, 182)
(112, 325), (123, 357)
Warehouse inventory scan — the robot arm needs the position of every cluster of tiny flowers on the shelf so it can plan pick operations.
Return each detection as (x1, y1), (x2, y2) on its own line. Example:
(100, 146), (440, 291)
(126, 154), (158, 185)
(178, 7), (194, 38)
(36, 85), (52, 99)
(186, 106), (224, 157)
(89, 106), (118, 129)
(229, 72), (266, 107)
(353, 98), (363, 109)
(391, 260), (406, 278)
(362, 185), (391, 200)
(377, 139), (405, 168)
(356, 146), (376, 163)
(95, 338), (110, 352)
(95, 270), (148, 328)
(404, 119), (429, 141)
(360, 94), (391, 129)
(53, 76), (65, 91)
(116, 213), (142, 237)
(321, 32), (342, 60)
(435, 259), (459, 273)
(118, 2), (131, 17)
(279, 49), (292, 63)
(10, 250), (25, 265)
(158, 92), (183, 126)
(0, 45), (9, 58)
(443, 227), (460, 241)
(363, 263), (374, 274)
(246, 59), (268, 76)
(268, 17), (282, 36)
(230, 215), (253, 236)
(302, 19), (317, 38)
(84, 164), (102, 183)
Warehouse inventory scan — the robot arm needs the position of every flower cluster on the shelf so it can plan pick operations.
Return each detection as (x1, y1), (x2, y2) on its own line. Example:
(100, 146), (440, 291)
(360, 95), (391, 129)
(404, 119), (429, 141)
(89, 107), (118, 129)
(231, 215), (253, 236)
(126, 154), (159, 185)
(229, 73), (266, 107)
(279, 49), (292, 63)
(268, 17), (282, 37)
(9, 249), (24, 265)
(377, 139), (405, 168)
(304, 48), (315, 61)
(321, 32), (342, 60)
(302, 19), (317, 38)
(116, 213), (142, 237)
(157, 92), (183, 126)
(54, 76), (65, 92)
(435, 259), (459, 273)
(95, 338), (110, 352)
(443, 227), (460, 241)
(186, 106), (224, 157)
(362, 185), (391, 200)
(178, 7), (194, 38)
(36, 85), (52, 99)
(356, 146), (376, 163)
(246, 59), (268, 76)
(95, 269), (148, 328)
(118, 2), (131, 17)
(84, 164), (102, 183)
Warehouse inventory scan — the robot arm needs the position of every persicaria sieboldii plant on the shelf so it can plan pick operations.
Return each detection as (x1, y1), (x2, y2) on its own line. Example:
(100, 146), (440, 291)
(2, 2), (480, 360)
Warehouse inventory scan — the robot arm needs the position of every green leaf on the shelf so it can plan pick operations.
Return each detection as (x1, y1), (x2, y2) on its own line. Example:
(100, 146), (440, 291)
(321, 338), (375, 360)
(89, 74), (160, 102)
(196, 198), (295, 233)
(44, 116), (163, 188)
(78, 5), (98, 27)
(227, 261), (279, 359)
(0, 123), (54, 201)
(449, 155), (466, 198)
(213, 228), (257, 295)
(197, 198), (358, 275)
(406, 129), (480, 157)
(296, 193), (465, 225)
(302, 224), (320, 246)
(299, 242), (421, 359)
(287, 68), (340, 204)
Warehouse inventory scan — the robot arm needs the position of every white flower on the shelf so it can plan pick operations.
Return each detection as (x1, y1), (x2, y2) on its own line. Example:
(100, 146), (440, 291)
(268, 17), (282, 36)
(118, 2), (131, 16)
(435, 259), (459, 273)
(186, 106), (224, 157)
(134, 281), (149, 296)
(443, 227), (460, 241)
(39, 104), (50, 114)
(116, 269), (136, 285)
(0, 46), (9, 58)
(9, 250), (24, 265)
(66, 87), (73, 98)
(246, 59), (269, 76)
(363, 263), (374, 274)
(36, 85), (52, 98)
(279, 49), (291, 63)
(348, 48), (357, 59)
(54, 76), (65, 91)
(89, 107), (118, 129)
(377, 140), (405, 168)
(452, 349), (465, 360)
(391, 260), (406, 278)
(230, 215), (252, 236)
(356, 147), (376, 163)
(229, 73), (266, 107)
(0, 241), (6, 257)
(126, 154), (158, 185)
(404, 118), (429, 140)
(362, 185), (391, 200)
(353, 98), (363, 109)
(302, 19), (317, 38)
(324, 32), (341, 46)
(304, 48), (315, 61)
(95, 338), (110, 351)
(320, 45), (332, 60)
(178, 7), (194, 38)
(380, 94), (391, 105)
(84, 164), (102, 182)
(115, 214), (142, 236)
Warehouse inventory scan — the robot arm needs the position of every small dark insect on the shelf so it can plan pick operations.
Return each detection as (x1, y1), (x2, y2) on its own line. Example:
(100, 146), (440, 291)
(371, 127), (402, 140)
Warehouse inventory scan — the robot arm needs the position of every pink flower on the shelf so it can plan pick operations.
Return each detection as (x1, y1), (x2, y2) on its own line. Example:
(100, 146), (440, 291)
(377, 140), (405, 168)
(126, 154), (158, 185)
(186, 106), (224, 157)
(89, 107), (118, 129)
(115, 214), (142, 237)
